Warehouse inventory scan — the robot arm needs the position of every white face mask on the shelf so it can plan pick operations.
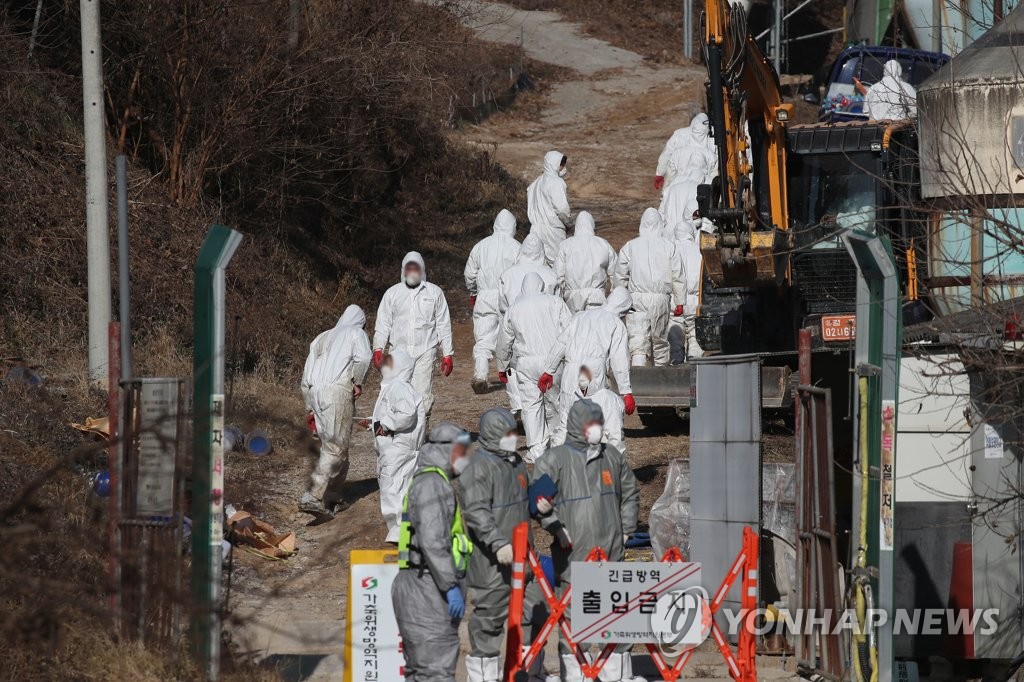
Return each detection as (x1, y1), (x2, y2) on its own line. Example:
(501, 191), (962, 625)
(381, 365), (396, 381)
(558, 168), (567, 178)
(577, 373), (591, 393)
(585, 423), (604, 445)
(499, 434), (518, 453)
(404, 272), (422, 287)
(452, 456), (470, 476)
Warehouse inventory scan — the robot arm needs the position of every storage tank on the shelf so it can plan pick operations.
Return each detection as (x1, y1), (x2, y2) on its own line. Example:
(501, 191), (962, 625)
(917, 6), (1024, 315)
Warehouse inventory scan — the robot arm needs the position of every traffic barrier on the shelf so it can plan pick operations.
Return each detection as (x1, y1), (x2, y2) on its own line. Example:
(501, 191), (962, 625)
(503, 523), (759, 682)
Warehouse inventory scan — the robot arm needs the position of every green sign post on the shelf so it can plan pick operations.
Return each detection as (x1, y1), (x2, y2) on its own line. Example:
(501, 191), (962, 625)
(841, 228), (901, 682)
(191, 225), (243, 680)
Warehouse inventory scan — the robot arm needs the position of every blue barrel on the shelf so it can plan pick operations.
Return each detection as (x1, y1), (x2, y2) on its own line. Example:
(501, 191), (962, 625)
(245, 430), (272, 456)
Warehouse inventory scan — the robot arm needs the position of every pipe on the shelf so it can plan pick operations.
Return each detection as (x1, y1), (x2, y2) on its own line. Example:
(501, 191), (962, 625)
(756, 0), (816, 40)
(116, 155), (133, 380)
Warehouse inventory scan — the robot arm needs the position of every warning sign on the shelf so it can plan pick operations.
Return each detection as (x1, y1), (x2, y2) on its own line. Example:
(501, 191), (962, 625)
(344, 550), (405, 682)
(570, 561), (703, 644)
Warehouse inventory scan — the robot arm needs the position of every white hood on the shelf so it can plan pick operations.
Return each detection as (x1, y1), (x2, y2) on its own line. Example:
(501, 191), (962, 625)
(543, 150), (565, 176)
(385, 348), (416, 385)
(401, 251), (427, 283)
(518, 233), (546, 264)
(603, 286), (633, 317)
(574, 211), (596, 237)
(520, 271), (545, 298)
(638, 207), (665, 236)
(883, 59), (902, 80)
(492, 209), (517, 237)
(690, 113), (711, 143)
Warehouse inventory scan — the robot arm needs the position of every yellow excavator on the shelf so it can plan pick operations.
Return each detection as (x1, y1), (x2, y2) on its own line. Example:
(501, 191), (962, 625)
(697, 0), (793, 290)
(632, 0), (929, 425)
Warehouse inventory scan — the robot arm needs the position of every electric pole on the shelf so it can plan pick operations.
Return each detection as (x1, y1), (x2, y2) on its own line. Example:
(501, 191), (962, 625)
(81, 0), (112, 384)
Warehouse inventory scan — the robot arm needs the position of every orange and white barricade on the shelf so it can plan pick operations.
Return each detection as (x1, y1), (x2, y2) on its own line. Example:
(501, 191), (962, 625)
(503, 523), (759, 682)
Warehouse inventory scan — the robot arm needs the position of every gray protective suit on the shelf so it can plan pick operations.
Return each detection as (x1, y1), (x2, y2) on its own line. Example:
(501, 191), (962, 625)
(392, 423), (468, 682)
(456, 408), (544, 679)
(533, 400), (643, 681)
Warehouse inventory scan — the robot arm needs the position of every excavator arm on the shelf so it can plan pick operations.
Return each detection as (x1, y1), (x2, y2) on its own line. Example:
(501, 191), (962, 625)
(699, 0), (793, 287)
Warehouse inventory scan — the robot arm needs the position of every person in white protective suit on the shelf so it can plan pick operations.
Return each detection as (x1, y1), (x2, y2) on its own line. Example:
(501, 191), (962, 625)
(614, 208), (687, 367)
(497, 234), (558, 417)
(526, 150), (572, 266)
(299, 305), (372, 517)
(864, 60), (917, 121)
(572, 365), (625, 456)
(654, 113), (716, 192)
(465, 209), (521, 395)
(554, 211), (618, 313)
(373, 251), (454, 416)
(664, 199), (705, 364)
(365, 349), (427, 544)
(495, 272), (573, 463)
(538, 286), (636, 446)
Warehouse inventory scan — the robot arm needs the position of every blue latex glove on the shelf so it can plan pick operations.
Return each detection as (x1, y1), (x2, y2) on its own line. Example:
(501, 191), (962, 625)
(446, 586), (465, 619)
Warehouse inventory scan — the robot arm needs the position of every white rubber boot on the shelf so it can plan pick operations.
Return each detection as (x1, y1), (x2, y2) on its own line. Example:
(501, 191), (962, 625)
(472, 356), (490, 394)
(685, 317), (704, 360)
(598, 652), (623, 681)
(466, 656), (487, 682)
(560, 653), (586, 682)
(630, 353), (648, 367)
(481, 656), (502, 682)
(621, 651), (646, 682)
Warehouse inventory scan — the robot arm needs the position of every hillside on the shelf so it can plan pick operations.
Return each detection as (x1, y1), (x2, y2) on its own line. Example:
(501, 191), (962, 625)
(0, 1), (534, 676)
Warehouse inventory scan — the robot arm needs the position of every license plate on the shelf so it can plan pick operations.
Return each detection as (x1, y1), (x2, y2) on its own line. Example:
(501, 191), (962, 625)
(821, 315), (856, 342)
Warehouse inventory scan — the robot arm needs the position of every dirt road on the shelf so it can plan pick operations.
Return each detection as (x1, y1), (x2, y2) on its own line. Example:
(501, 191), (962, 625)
(228, 3), (796, 680)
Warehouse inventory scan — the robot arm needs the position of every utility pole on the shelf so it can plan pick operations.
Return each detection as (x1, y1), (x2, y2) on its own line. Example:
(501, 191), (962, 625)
(683, 0), (693, 61)
(81, 0), (112, 384)
(772, 0), (783, 74)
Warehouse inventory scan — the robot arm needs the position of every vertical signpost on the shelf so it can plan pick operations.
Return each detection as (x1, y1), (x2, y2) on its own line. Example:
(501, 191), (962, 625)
(842, 228), (901, 682)
(192, 225), (243, 681)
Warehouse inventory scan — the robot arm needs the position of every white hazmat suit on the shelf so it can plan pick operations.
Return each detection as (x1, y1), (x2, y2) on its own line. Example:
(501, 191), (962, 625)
(615, 208), (686, 367)
(465, 209), (521, 392)
(300, 305), (372, 512)
(554, 211), (618, 312)
(373, 251), (454, 416)
(572, 382), (626, 456)
(865, 60), (917, 121)
(656, 114), (716, 194)
(543, 286), (634, 445)
(526, 150), (571, 266)
(496, 272), (573, 462)
(498, 234), (558, 415)
(373, 349), (427, 543)
(664, 199), (705, 363)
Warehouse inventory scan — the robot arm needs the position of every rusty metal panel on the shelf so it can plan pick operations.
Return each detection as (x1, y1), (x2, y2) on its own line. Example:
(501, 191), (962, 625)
(794, 384), (845, 679)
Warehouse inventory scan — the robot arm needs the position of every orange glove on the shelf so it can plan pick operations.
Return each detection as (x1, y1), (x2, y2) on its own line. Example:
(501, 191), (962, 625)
(441, 356), (454, 376)
(306, 412), (317, 433)
(623, 393), (636, 415)
(469, 295), (476, 309)
(654, 176), (665, 190)
(538, 373), (554, 393)
(372, 349), (384, 369)
(498, 371), (508, 384)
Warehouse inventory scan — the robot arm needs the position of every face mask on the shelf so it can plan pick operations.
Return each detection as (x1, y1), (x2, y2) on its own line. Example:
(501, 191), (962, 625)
(558, 168), (567, 178)
(452, 456), (470, 476)
(585, 423), (603, 445)
(404, 272), (422, 287)
(577, 373), (591, 393)
(499, 435), (518, 453)
(381, 365), (396, 381)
